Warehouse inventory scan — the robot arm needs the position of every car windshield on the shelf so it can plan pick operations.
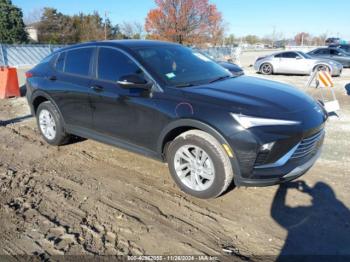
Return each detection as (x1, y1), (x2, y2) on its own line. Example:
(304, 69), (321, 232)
(298, 52), (312, 59)
(133, 45), (232, 87)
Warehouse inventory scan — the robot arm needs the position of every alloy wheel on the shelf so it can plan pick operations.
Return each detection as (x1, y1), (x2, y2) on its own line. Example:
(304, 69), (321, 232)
(39, 109), (57, 140)
(174, 145), (215, 191)
(261, 64), (272, 74)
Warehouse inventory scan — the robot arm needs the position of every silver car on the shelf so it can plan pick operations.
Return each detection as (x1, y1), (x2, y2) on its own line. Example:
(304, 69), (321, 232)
(254, 51), (343, 76)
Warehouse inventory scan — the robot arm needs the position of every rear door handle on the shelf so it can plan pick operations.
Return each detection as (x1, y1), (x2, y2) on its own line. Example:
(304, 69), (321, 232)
(48, 75), (57, 81)
(90, 85), (104, 92)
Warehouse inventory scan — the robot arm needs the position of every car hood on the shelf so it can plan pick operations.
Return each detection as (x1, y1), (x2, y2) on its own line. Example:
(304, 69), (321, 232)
(184, 76), (321, 116)
(218, 61), (243, 73)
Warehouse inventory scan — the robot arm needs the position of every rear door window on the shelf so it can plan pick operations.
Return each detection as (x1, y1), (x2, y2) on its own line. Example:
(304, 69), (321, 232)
(64, 48), (94, 76)
(97, 47), (143, 82)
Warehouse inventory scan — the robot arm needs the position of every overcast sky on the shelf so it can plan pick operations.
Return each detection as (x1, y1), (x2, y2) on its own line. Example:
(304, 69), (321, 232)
(13, 0), (350, 40)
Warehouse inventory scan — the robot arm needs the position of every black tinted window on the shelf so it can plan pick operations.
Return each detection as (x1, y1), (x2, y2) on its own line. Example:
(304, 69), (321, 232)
(285, 52), (299, 58)
(314, 49), (329, 55)
(330, 49), (341, 55)
(56, 52), (65, 72)
(98, 48), (143, 82)
(65, 48), (93, 76)
(275, 52), (299, 58)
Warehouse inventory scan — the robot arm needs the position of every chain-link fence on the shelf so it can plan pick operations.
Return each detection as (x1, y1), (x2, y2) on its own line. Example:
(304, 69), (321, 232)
(0, 44), (65, 67)
(198, 46), (243, 65)
(0, 44), (248, 67)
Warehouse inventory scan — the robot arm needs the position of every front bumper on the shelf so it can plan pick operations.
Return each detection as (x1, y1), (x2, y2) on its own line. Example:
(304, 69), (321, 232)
(235, 146), (322, 186)
(228, 122), (325, 187)
(332, 66), (343, 76)
(253, 62), (261, 72)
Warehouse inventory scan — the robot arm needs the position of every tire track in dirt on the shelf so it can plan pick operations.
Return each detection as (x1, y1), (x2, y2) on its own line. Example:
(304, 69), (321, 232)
(5, 91), (350, 259)
(0, 115), (252, 258)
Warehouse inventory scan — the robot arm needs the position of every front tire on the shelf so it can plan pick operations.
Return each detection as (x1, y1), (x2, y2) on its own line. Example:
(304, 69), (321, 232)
(314, 64), (331, 73)
(167, 130), (235, 199)
(36, 101), (70, 146)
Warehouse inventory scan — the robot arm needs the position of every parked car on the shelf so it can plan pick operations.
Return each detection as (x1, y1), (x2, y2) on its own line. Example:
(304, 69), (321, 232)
(254, 51), (343, 76)
(328, 44), (350, 53)
(26, 40), (328, 199)
(308, 47), (350, 67)
(192, 48), (244, 76)
(325, 37), (340, 46)
(217, 61), (244, 76)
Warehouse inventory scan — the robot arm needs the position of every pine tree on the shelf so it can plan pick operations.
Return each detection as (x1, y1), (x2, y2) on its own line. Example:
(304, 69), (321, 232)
(0, 0), (28, 43)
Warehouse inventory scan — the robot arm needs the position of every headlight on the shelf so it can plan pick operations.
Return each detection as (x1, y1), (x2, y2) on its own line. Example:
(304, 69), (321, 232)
(231, 113), (300, 129)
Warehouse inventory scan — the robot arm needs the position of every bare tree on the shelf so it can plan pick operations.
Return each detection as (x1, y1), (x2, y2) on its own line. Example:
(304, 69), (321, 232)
(294, 32), (311, 46)
(24, 8), (43, 25)
(120, 21), (144, 39)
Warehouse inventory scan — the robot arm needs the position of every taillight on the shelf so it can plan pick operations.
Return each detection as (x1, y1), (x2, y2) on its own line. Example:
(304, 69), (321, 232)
(25, 71), (33, 78)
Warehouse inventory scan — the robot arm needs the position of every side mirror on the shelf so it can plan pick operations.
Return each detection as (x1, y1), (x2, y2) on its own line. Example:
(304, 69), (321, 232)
(296, 56), (302, 59)
(117, 75), (153, 90)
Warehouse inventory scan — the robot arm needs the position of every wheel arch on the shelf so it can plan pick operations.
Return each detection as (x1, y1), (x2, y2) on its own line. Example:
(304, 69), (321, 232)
(31, 91), (66, 125)
(157, 119), (232, 160)
(313, 63), (332, 73)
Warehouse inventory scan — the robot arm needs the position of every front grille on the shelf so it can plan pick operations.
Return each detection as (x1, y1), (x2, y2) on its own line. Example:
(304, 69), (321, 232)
(291, 130), (325, 160)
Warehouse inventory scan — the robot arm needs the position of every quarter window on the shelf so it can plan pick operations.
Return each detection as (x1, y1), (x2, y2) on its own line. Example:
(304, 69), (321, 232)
(97, 48), (143, 82)
(64, 48), (94, 76)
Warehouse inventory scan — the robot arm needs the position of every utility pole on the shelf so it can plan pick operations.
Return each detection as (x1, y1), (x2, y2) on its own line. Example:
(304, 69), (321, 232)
(104, 11), (110, 40)
(301, 33), (304, 46)
(272, 25), (276, 48)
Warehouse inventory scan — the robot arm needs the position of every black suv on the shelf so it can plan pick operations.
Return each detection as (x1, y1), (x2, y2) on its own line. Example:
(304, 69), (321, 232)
(26, 40), (327, 198)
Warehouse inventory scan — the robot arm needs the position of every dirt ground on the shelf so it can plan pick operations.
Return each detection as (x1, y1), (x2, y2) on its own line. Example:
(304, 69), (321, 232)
(0, 52), (350, 260)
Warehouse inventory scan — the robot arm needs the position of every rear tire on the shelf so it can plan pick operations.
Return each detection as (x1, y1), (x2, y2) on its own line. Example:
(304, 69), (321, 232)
(167, 130), (235, 199)
(260, 63), (273, 75)
(36, 101), (70, 146)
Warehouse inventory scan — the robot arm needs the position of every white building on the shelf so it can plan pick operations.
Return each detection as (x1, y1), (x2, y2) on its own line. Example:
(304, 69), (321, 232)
(25, 24), (39, 42)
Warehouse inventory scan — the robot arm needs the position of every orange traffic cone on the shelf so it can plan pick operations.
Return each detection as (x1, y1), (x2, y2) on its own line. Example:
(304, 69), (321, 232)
(0, 66), (20, 99)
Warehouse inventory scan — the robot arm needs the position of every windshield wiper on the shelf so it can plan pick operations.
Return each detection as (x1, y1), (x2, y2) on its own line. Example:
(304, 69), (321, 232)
(209, 75), (233, 83)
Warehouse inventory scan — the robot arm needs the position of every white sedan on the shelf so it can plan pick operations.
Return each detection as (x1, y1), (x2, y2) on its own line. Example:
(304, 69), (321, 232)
(254, 51), (343, 76)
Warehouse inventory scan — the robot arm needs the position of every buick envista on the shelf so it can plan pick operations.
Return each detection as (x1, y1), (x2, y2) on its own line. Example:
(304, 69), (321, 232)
(26, 40), (327, 198)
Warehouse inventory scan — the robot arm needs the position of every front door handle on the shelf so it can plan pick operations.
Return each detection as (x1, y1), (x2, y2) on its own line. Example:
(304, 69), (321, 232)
(90, 85), (104, 92)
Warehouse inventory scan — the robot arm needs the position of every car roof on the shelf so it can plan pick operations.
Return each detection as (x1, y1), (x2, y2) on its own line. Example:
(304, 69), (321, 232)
(55, 40), (181, 53)
(319, 47), (348, 52)
(270, 50), (299, 56)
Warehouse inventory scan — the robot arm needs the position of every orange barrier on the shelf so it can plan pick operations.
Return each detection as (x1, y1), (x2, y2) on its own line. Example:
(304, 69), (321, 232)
(318, 70), (334, 88)
(0, 67), (20, 99)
